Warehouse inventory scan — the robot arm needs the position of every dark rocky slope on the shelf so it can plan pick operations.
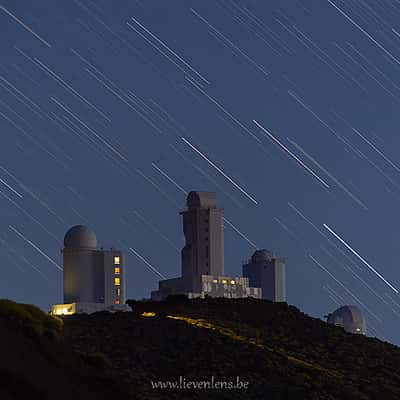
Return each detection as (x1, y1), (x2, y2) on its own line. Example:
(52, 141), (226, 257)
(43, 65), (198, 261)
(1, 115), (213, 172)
(1, 297), (400, 399)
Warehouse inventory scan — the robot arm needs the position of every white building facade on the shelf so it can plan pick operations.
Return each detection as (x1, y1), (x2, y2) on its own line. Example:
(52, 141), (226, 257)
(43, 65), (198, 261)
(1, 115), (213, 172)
(52, 225), (130, 315)
(151, 192), (261, 301)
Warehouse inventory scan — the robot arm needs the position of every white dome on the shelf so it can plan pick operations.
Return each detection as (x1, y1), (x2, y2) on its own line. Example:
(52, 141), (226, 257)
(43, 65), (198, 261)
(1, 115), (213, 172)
(64, 225), (97, 249)
(327, 305), (366, 335)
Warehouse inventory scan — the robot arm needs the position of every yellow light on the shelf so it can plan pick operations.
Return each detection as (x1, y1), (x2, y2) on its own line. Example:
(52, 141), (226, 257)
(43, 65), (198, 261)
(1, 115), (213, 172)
(222, 279), (227, 284)
(230, 280), (236, 285)
(212, 279), (218, 283)
(114, 256), (120, 265)
(114, 267), (120, 275)
(141, 312), (156, 317)
(52, 304), (74, 316)
(114, 277), (120, 286)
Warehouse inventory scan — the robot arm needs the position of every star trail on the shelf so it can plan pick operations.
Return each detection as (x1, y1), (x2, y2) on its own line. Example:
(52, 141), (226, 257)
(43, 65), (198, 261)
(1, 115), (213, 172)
(1, 0), (400, 344)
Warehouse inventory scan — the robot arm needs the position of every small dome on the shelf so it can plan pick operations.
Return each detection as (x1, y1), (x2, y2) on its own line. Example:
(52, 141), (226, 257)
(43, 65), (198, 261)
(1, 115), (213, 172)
(64, 225), (97, 249)
(251, 249), (273, 263)
(327, 305), (366, 335)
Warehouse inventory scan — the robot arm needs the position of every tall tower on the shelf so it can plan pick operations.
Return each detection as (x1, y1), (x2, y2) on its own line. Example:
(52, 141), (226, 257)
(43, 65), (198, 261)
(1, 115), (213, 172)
(242, 249), (286, 302)
(63, 225), (99, 304)
(180, 191), (224, 292)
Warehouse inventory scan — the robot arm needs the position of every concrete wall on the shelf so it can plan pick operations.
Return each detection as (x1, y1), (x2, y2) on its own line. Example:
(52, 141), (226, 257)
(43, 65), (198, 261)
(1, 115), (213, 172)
(63, 247), (125, 306)
(243, 257), (286, 302)
(209, 208), (224, 277)
(273, 260), (286, 302)
(180, 202), (224, 293)
(64, 248), (99, 303)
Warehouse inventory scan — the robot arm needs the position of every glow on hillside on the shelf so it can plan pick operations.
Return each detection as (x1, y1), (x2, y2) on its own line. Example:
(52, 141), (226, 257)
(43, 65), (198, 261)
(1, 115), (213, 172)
(141, 312), (156, 317)
(166, 314), (341, 378)
(51, 304), (74, 316)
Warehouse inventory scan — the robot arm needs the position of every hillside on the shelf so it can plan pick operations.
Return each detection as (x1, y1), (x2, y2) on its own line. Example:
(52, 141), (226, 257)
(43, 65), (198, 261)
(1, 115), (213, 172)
(1, 297), (400, 399)
(0, 300), (124, 400)
(67, 297), (400, 400)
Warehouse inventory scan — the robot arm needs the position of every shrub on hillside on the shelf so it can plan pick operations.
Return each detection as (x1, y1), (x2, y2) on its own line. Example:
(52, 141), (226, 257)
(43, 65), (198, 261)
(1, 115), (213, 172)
(0, 299), (63, 339)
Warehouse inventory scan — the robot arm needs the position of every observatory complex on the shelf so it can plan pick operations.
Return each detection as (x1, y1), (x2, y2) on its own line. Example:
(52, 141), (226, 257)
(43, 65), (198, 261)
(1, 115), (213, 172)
(51, 192), (287, 309)
(51, 225), (130, 315)
(326, 305), (366, 335)
(151, 191), (285, 301)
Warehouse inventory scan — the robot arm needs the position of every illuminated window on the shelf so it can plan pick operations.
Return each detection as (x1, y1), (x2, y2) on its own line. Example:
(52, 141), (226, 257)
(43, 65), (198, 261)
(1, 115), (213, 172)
(114, 277), (120, 286)
(114, 256), (120, 265)
(114, 267), (120, 275)
(230, 280), (236, 285)
(212, 279), (218, 283)
(115, 299), (121, 305)
(222, 279), (227, 284)
(116, 287), (121, 296)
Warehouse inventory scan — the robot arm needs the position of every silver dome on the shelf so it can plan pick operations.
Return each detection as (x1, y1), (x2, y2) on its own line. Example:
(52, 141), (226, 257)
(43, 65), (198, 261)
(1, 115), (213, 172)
(327, 305), (366, 335)
(64, 225), (97, 249)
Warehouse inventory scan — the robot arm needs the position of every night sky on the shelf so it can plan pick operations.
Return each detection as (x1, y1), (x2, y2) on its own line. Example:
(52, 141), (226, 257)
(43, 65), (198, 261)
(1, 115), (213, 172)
(1, 0), (400, 344)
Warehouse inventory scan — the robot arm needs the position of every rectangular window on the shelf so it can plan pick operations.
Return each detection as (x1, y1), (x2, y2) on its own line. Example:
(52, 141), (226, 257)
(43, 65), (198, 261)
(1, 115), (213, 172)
(114, 267), (120, 275)
(116, 287), (121, 296)
(114, 277), (120, 286)
(115, 299), (121, 305)
(114, 256), (120, 265)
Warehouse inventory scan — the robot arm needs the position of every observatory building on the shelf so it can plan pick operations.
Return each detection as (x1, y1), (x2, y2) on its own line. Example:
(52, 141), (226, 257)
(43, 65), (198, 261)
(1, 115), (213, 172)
(151, 191), (261, 300)
(326, 305), (366, 335)
(51, 225), (131, 315)
(242, 249), (286, 302)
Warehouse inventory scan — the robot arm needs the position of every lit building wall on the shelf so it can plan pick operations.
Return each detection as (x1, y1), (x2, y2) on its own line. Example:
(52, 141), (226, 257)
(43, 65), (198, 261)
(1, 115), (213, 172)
(200, 275), (261, 298)
(103, 250), (125, 306)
